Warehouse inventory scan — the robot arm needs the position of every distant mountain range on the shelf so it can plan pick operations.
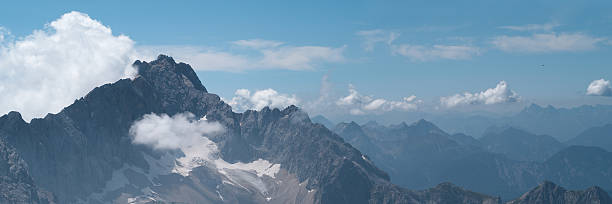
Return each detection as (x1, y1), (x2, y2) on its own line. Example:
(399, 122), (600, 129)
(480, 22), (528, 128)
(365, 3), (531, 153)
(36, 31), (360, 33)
(431, 104), (612, 141)
(334, 120), (612, 200)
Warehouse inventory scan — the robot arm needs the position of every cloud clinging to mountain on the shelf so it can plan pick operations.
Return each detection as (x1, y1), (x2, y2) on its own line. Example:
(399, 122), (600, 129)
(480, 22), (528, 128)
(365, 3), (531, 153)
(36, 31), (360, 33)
(226, 88), (299, 112)
(129, 112), (224, 150)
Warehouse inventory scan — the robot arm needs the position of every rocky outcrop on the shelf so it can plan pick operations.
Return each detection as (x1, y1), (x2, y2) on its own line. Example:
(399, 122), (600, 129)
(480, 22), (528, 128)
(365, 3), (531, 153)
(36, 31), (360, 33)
(508, 181), (612, 204)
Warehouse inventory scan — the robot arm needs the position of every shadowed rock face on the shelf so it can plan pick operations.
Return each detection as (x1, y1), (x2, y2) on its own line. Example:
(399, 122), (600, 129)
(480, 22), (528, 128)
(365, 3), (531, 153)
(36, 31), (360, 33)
(0, 55), (500, 203)
(507, 181), (612, 204)
(0, 127), (47, 204)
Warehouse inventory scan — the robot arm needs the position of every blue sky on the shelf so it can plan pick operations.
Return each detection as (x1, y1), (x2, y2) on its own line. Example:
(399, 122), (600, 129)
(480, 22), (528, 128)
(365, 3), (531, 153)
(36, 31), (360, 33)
(1, 0), (612, 121)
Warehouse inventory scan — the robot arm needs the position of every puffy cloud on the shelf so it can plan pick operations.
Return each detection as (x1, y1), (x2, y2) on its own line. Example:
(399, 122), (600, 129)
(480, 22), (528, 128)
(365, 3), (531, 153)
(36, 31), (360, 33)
(440, 81), (520, 108)
(492, 33), (604, 53)
(498, 23), (559, 32)
(356, 29), (399, 51)
(391, 44), (481, 61)
(336, 84), (420, 115)
(226, 88), (299, 112)
(0, 11), (135, 121)
(138, 40), (345, 72)
(586, 79), (612, 96)
(129, 112), (224, 150)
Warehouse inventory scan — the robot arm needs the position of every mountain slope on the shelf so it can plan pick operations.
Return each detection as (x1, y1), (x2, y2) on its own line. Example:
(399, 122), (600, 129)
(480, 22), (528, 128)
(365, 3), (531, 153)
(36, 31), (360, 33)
(479, 127), (565, 161)
(0, 55), (501, 203)
(310, 115), (335, 129)
(567, 124), (612, 152)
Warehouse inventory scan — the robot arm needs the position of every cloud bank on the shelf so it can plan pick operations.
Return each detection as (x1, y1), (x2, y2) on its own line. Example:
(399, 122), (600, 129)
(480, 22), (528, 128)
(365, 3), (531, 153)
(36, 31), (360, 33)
(586, 79), (612, 97)
(226, 89), (299, 112)
(336, 84), (420, 115)
(0, 11), (135, 121)
(440, 81), (520, 108)
(129, 112), (224, 150)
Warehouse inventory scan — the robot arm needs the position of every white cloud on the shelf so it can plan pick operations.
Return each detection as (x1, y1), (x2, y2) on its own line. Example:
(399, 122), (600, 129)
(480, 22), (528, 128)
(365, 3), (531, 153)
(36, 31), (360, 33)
(136, 46), (252, 71)
(129, 112), (224, 150)
(391, 44), (480, 61)
(336, 84), (420, 115)
(258, 45), (345, 70)
(356, 29), (399, 51)
(492, 33), (604, 53)
(499, 23), (559, 32)
(440, 81), (520, 108)
(138, 41), (344, 71)
(0, 11), (136, 121)
(226, 88), (299, 112)
(586, 79), (612, 96)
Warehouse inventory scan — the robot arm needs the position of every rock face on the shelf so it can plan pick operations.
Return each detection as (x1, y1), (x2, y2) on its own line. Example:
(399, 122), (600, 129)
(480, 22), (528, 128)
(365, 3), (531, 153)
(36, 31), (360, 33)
(0, 124), (48, 204)
(507, 181), (612, 204)
(0, 55), (501, 203)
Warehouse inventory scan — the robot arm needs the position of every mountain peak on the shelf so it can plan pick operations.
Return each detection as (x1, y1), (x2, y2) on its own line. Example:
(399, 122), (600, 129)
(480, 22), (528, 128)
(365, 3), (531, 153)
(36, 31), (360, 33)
(411, 119), (437, 129)
(133, 54), (207, 92)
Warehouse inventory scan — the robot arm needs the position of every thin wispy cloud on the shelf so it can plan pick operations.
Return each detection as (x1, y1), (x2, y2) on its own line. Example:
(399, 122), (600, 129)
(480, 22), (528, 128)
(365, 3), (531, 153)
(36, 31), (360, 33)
(139, 40), (345, 72)
(232, 39), (284, 49)
(492, 33), (604, 53)
(391, 44), (481, 61)
(440, 81), (520, 108)
(357, 29), (480, 61)
(356, 29), (399, 51)
(499, 22), (559, 32)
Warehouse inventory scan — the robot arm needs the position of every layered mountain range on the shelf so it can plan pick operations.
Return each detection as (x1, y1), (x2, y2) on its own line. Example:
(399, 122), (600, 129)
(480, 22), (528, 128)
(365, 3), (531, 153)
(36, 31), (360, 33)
(0, 55), (508, 203)
(429, 104), (612, 141)
(333, 119), (612, 200)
